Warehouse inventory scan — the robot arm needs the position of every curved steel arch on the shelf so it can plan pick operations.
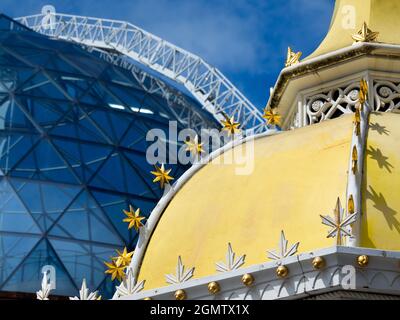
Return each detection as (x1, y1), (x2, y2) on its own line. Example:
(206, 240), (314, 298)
(16, 6), (266, 134)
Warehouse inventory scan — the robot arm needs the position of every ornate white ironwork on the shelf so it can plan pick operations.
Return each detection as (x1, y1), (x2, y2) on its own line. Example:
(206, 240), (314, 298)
(115, 267), (145, 297)
(36, 272), (52, 300)
(165, 256), (195, 285)
(267, 230), (299, 261)
(373, 79), (400, 112)
(216, 243), (246, 272)
(16, 6), (266, 133)
(69, 279), (99, 300)
(304, 82), (360, 125)
(290, 76), (400, 128)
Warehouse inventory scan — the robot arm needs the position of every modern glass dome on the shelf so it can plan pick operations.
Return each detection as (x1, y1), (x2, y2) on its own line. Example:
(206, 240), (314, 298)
(0, 14), (218, 297)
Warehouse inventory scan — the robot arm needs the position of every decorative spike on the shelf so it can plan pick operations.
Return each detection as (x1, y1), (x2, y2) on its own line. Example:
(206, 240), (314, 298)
(352, 146), (358, 175)
(151, 163), (174, 189)
(123, 205), (145, 231)
(354, 108), (361, 136)
(116, 267), (145, 297)
(262, 107), (282, 126)
(221, 116), (241, 137)
(285, 47), (302, 67)
(216, 243), (246, 272)
(352, 22), (379, 44)
(358, 78), (368, 106)
(69, 279), (99, 300)
(165, 256), (195, 285)
(348, 194), (355, 214)
(185, 135), (205, 157)
(267, 231), (299, 261)
(320, 197), (357, 246)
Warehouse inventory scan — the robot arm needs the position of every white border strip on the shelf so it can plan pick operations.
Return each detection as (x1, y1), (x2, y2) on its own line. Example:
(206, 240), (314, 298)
(346, 85), (371, 247)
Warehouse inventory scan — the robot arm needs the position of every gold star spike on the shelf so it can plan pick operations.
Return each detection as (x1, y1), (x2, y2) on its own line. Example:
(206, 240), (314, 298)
(123, 205), (145, 231)
(359, 78), (368, 105)
(104, 260), (126, 282)
(221, 116), (241, 136)
(263, 107), (282, 126)
(354, 108), (361, 136)
(151, 163), (174, 188)
(185, 135), (205, 156)
(352, 22), (379, 43)
(352, 145), (358, 174)
(114, 247), (134, 267)
(285, 47), (302, 67)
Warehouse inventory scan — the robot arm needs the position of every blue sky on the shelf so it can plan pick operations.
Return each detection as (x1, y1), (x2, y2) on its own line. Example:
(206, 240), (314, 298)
(2, 0), (335, 110)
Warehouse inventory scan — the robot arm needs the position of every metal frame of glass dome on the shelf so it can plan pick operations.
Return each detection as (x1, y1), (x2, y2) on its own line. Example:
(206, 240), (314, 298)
(16, 5), (267, 134)
(0, 13), (215, 297)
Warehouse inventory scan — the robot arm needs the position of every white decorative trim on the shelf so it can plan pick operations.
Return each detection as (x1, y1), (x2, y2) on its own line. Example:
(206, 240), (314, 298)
(117, 246), (400, 300)
(115, 267), (145, 298)
(267, 230), (299, 261)
(289, 72), (400, 129)
(346, 84), (371, 247)
(69, 279), (99, 300)
(112, 129), (280, 299)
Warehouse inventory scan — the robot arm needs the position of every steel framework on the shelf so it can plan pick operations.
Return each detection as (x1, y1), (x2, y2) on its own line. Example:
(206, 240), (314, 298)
(16, 5), (266, 133)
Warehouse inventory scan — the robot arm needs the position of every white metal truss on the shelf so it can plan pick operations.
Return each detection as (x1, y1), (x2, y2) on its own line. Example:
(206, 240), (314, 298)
(93, 47), (215, 132)
(16, 6), (266, 134)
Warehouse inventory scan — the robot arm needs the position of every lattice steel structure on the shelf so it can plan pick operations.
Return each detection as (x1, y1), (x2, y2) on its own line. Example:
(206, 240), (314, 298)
(16, 5), (266, 134)
(0, 14), (217, 297)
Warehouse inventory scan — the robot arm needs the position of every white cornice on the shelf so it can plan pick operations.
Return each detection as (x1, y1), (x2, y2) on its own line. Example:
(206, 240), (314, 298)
(117, 246), (400, 300)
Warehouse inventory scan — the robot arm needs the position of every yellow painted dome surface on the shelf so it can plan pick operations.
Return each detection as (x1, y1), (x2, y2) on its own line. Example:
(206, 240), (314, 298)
(361, 112), (400, 249)
(307, 0), (400, 59)
(138, 115), (355, 289)
(137, 112), (400, 290)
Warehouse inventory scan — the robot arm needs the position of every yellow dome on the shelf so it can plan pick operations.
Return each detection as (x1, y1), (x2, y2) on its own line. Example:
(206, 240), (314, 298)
(307, 0), (400, 59)
(135, 112), (400, 290)
(129, 112), (384, 290)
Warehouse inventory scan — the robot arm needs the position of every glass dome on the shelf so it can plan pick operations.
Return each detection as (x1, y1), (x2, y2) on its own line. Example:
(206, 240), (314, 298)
(0, 15), (218, 297)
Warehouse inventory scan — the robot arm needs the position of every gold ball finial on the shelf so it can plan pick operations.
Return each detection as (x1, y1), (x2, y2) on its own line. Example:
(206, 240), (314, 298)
(357, 255), (369, 267)
(241, 273), (254, 286)
(174, 289), (187, 300)
(312, 257), (325, 270)
(276, 265), (289, 278)
(143, 297), (152, 300)
(207, 281), (220, 295)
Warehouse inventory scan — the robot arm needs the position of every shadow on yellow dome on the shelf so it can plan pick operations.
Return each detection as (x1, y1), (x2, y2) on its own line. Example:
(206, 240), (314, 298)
(362, 112), (400, 250)
(137, 115), (355, 290)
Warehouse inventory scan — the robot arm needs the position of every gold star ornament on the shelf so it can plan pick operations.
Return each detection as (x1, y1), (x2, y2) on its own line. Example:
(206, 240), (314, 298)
(151, 163), (174, 188)
(104, 260), (126, 282)
(285, 47), (302, 67)
(263, 107), (281, 126)
(114, 247), (134, 267)
(352, 22), (379, 43)
(221, 116), (241, 136)
(358, 78), (368, 106)
(123, 205), (145, 231)
(185, 135), (205, 156)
